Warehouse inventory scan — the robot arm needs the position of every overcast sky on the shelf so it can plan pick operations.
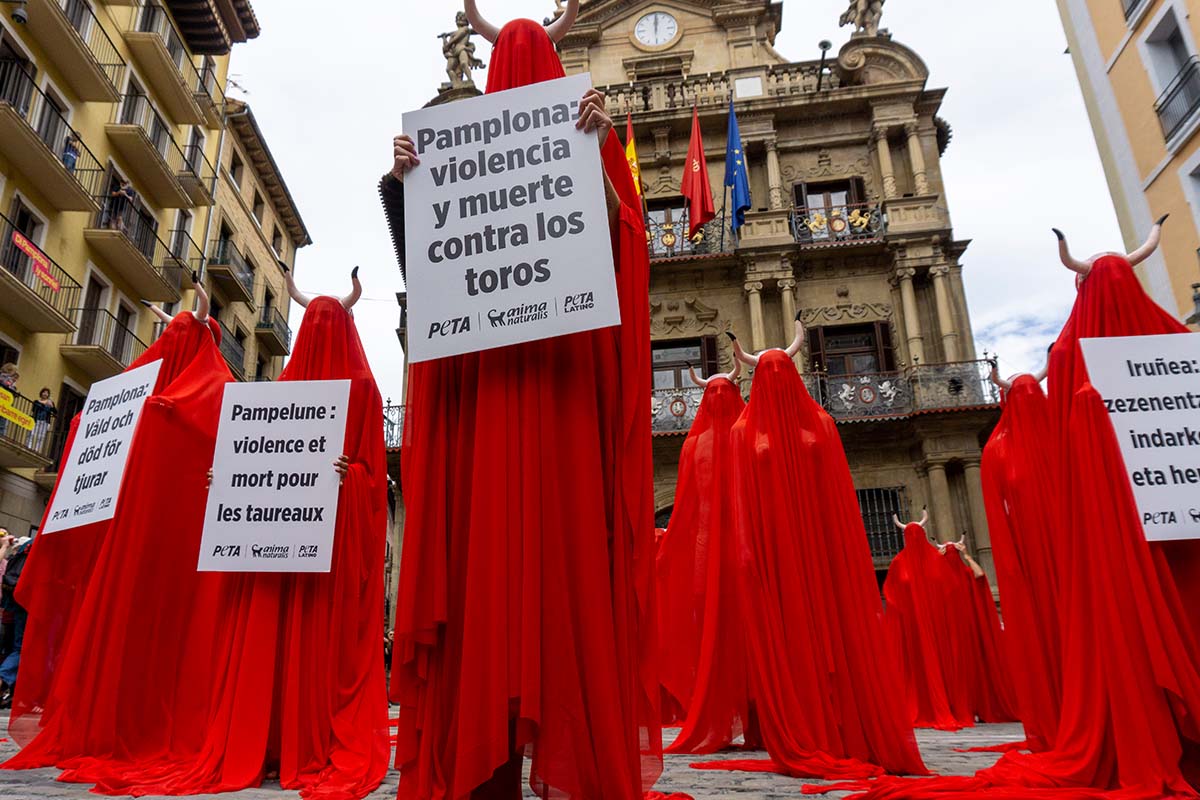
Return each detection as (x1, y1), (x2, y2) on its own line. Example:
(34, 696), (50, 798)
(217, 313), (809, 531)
(226, 0), (1116, 403)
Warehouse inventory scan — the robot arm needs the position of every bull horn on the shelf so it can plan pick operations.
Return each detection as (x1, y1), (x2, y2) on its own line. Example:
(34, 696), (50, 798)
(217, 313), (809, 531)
(784, 312), (805, 359)
(140, 299), (173, 325)
(281, 261), (311, 309)
(988, 360), (1011, 391)
(893, 514), (905, 531)
(726, 356), (742, 383)
(688, 363), (709, 389)
(919, 506), (929, 528)
(342, 266), (362, 310)
(464, 0), (500, 44)
(1126, 214), (1168, 267)
(1033, 363), (1049, 382)
(545, 0), (579, 43)
(726, 331), (758, 367)
(1053, 228), (1091, 276)
(192, 273), (210, 323)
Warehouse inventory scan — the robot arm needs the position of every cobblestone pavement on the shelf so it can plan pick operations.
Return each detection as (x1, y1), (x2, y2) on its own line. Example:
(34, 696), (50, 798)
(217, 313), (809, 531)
(0, 711), (1021, 798)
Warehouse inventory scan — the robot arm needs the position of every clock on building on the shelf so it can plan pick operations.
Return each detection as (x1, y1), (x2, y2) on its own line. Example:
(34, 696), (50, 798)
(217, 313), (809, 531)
(634, 11), (679, 47)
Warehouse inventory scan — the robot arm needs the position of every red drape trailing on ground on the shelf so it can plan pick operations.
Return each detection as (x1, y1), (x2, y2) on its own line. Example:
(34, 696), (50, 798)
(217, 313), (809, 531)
(392, 19), (661, 800)
(1, 326), (233, 783)
(980, 375), (1065, 752)
(882, 524), (970, 731)
(701, 350), (926, 780)
(656, 377), (757, 752)
(7, 313), (221, 747)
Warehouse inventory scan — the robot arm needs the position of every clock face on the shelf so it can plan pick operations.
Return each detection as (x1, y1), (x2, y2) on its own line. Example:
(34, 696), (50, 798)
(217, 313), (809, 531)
(634, 12), (679, 47)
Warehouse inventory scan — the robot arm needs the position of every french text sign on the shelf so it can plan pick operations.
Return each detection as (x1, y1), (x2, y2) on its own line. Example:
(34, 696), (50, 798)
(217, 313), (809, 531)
(1080, 333), (1200, 541)
(402, 72), (620, 362)
(199, 380), (351, 573)
(44, 360), (163, 533)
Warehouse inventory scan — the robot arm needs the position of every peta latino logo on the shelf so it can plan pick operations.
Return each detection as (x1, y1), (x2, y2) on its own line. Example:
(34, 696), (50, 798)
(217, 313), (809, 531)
(297, 545), (319, 559)
(562, 292), (595, 314)
(212, 545), (242, 558)
(250, 543), (291, 559)
(488, 302), (549, 328)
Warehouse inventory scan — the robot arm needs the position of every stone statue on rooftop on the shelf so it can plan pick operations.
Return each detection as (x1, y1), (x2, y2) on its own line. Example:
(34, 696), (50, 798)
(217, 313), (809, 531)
(440, 11), (485, 88)
(840, 0), (885, 37)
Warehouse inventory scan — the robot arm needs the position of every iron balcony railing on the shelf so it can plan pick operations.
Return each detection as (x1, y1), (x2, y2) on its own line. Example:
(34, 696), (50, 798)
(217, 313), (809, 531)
(650, 386), (705, 433)
(0, 59), (105, 197)
(0, 211), (83, 320)
(647, 211), (734, 259)
(208, 238), (255, 298)
(58, 0), (128, 90)
(196, 59), (225, 110)
(257, 306), (292, 351)
(384, 403), (405, 449)
(805, 359), (1000, 421)
(0, 387), (55, 461)
(91, 192), (189, 281)
(133, 0), (217, 108)
(218, 320), (247, 378)
(113, 92), (187, 175)
(166, 226), (203, 288)
(182, 140), (215, 190)
(1156, 56), (1200, 141)
(71, 307), (147, 367)
(792, 202), (885, 246)
(43, 410), (73, 471)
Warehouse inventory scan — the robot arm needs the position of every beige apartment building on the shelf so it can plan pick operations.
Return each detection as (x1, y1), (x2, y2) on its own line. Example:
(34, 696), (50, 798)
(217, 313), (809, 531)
(1057, 0), (1200, 325)
(0, 0), (307, 537)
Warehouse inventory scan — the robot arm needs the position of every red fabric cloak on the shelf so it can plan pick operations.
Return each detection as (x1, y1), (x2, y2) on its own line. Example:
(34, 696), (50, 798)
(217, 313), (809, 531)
(882, 524), (971, 731)
(7, 312), (222, 746)
(392, 19), (661, 800)
(2, 324), (234, 783)
(655, 378), (759, 753)
(716, 350), (927, 779)
(980, 375), (1065, 751)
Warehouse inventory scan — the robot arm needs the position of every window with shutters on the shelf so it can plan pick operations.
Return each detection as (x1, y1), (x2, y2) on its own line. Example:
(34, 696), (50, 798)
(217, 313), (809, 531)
(808, 322), (895, 376)
(651, 336), (719, 390)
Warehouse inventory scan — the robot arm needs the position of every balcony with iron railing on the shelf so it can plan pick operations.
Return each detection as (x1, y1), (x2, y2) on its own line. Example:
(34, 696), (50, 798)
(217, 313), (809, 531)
(255, 306), (291, 357)
(792, 202), (886, 248)
(60, 307), (148, 380)
(218, 320), (247, 380)
(107, 94), (193, 207)
(805, 359), (1000, 421)
(195, 59), (225, 128)
(23, 0), (127, 101)
(0, 211), (82, 333)
(0, 387), (54, 470)
(165, 226), (203, 291)
(0, 59), (105, 211)
(123, 0), (207, 125)
(384, 403), (405, 449)
(83, 195), (185, 301)
(180, 140), (216, 205)
(1156, 56), (1200, 142)
(647, 212), (734, 260)
(207, 239), (256, 305)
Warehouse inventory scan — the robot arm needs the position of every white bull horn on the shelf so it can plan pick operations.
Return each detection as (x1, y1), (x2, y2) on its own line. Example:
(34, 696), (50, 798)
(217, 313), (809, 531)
(464, 0), (500, 43)
(545, 0), (579, 43)
(342, 266), (362, 311)
(1127, 214), (1168, 267)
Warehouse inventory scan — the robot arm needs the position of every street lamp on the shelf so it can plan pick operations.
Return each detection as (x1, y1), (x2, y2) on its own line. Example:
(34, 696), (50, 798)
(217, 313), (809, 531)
(817, 40), (833, 92)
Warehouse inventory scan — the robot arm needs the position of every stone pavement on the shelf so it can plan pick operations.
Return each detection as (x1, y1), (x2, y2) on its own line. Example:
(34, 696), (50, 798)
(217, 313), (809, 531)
(0, 712), (1021, 798)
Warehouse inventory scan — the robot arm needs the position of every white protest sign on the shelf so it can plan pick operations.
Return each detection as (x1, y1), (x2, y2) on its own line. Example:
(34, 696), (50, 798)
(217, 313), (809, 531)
(402, 72), (620, 362)
(44, 360), (163, 534)
(199, 380), (351, 573)
(1080, 333), (1200, 541)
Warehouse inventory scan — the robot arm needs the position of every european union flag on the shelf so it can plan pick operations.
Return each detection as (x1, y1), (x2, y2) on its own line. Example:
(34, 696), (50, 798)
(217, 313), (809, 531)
(724, 100), (752, 233)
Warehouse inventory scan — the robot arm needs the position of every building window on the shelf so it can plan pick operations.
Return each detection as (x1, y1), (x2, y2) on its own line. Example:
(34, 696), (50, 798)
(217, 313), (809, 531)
(252, 190), (265, 224)
(808, 322), (895, 375)
(652, 336), (719, 390)
(858, 486), (909, 563)
(272, 226), (284, 257)
(1146, 7), (1200, 140)
(229, 150), (244, 187)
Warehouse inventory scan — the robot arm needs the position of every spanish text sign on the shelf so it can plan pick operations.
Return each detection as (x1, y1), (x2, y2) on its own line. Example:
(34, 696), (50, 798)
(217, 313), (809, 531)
(199, 380), (351, 573)
(1081, 333), (1200, 541)
(44, 360), (163, 534)
(402, 72), (620, 362)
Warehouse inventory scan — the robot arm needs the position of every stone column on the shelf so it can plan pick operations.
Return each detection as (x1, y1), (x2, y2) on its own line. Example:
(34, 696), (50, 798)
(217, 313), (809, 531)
(904, 121), (930, 195)
(745, 281), (766, 352)
(766, 138), (785, 210)
(779, 278), (799, 367)
(895, 268), (925, 364)
(929, 265), (960, 362)
(873, 126), (898, 199)
(961, 457), (995, 582)
(925, 460), (954, 544)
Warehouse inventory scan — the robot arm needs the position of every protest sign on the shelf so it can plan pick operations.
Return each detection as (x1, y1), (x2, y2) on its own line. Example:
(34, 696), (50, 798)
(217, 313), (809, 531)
(43, 360), (163, 533)
(0, 388), (34, 432)
(199, 380), (351, 573)
(401, 72), (621, 362)
(1081, 333), (1200, 541)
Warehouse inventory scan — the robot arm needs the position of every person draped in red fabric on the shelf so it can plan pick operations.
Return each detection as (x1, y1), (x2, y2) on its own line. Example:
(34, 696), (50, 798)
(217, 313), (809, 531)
(1, 284), (235, 786)
(6, 282), (221, 747)
(385, 3), (662, 798)
(810, 221), (1200, 799)
(692, 319), (927, 781)
(882, 514), (972, 732)
(980, 366), (1064, 753)
(656, 361), (761, 752)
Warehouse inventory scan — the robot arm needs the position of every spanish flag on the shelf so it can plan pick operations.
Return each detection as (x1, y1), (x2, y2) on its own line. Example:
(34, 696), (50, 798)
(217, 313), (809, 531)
(625, 114), (643, 197)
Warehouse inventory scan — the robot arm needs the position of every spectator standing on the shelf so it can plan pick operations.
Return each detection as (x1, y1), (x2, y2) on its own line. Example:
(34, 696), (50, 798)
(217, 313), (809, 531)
(106, 180), (137, 232)
(30, 387), (56, 453)
(0, 534), (32, 709)
(61, 132), (80, 173)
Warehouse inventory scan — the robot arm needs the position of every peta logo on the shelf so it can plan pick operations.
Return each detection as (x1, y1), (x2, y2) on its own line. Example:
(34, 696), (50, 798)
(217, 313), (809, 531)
(212, 545), (242, 558)
(562, 292), (595, 314)
(297, 545), (319, 559)
(428, 317), (471, 339)
(251, 543), (291, 559)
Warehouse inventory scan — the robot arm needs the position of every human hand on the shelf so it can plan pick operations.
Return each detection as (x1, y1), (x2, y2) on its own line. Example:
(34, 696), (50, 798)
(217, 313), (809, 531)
(206, 468), (213, 489)
(334, 455), (350, 485)
(577, 89), (613, 149)
(391, 135), (419, 182)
